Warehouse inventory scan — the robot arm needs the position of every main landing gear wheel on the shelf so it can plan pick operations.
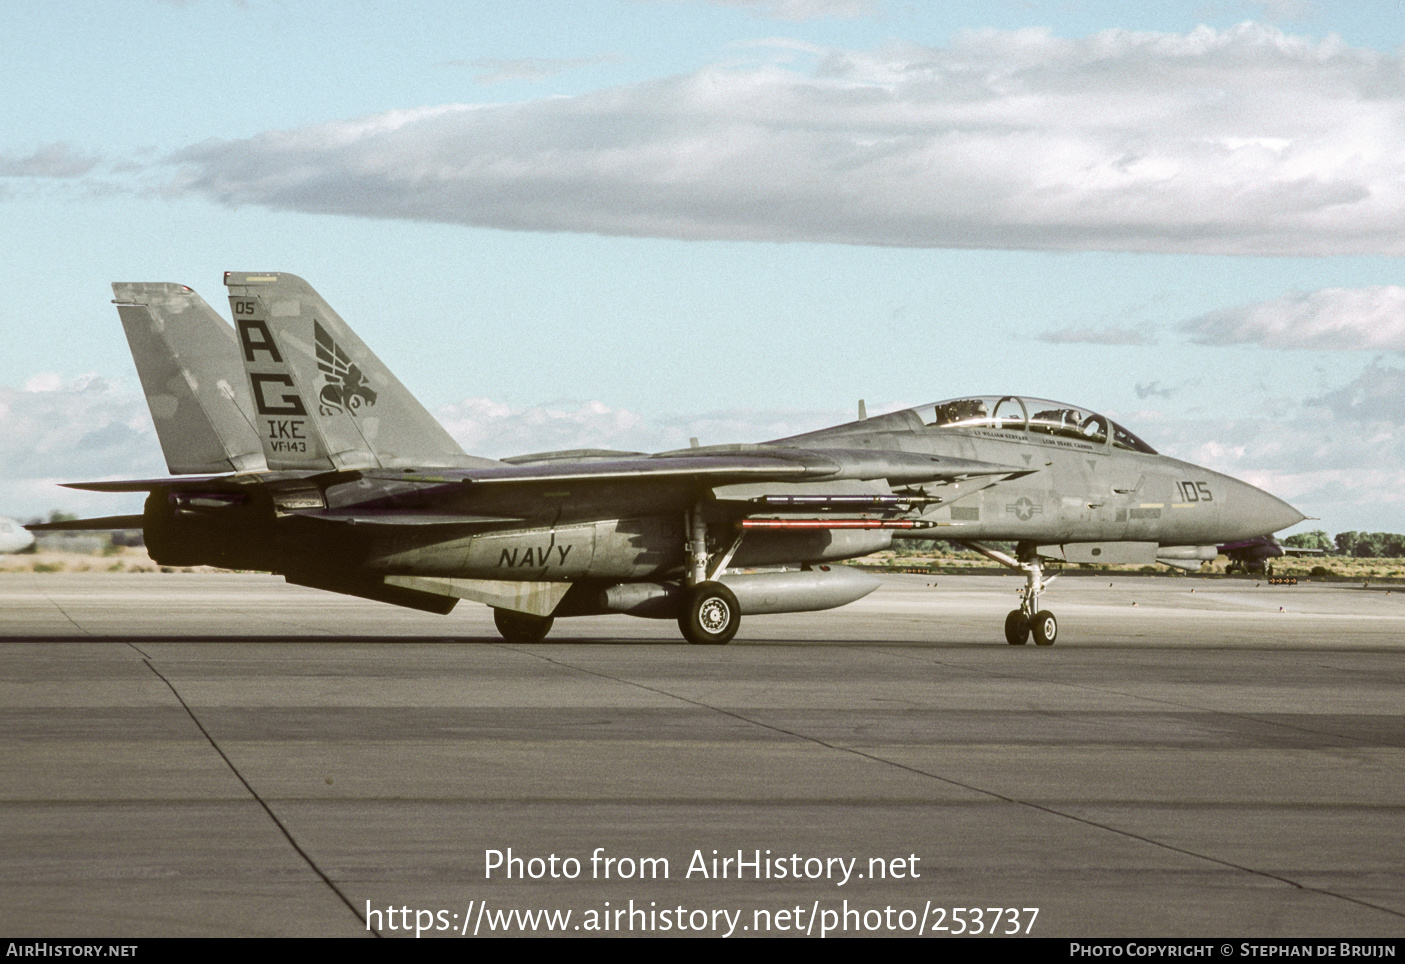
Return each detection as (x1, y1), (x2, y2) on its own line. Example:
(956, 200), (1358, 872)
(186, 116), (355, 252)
(679, 581), (740, 645)
(1031, 610), (1058, 646)
(493, 609), (554, 643)
(1004, 610), (1029, 646)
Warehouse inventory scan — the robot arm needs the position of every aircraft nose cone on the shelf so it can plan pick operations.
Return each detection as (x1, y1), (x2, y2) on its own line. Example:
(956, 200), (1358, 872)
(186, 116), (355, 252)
(1229, 479), (1306, 536)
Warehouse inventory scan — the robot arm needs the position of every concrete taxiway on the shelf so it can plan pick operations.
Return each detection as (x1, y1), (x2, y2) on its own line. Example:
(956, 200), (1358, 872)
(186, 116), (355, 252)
(0, 571), (1401, 937)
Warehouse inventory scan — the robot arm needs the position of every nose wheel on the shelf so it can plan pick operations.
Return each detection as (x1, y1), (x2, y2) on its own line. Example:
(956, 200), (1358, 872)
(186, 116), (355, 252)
(1030, 609), (1057, 646)
(1006, 609), (1057, 645)
(960, 541), (1061, 647)
(1004, 610), (1029, 645)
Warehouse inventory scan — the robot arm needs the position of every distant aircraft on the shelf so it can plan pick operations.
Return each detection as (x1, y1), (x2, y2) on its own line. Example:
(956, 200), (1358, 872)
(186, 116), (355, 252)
(0, 516), (35, 554)
(34, 273), (1304, 646)
(1219, 535), (1322, 575)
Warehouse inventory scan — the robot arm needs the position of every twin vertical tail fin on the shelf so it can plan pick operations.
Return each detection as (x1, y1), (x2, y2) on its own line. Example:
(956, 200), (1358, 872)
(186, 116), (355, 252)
(112, 283), (267, 475)
(223, 272), (489, 471)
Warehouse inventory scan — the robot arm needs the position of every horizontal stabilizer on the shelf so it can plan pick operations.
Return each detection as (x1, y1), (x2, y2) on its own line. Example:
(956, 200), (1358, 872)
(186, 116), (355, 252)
(63, 474), (242, 493)
(27, 515), (145, 531)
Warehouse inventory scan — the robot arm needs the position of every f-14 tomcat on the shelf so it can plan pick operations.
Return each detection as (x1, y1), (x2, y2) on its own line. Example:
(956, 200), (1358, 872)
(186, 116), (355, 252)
(35, 273), (1305, 646)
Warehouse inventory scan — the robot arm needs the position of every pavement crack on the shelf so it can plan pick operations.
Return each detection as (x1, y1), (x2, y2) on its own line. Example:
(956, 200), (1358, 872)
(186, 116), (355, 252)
(505, 644), (1404, 924)
(139, 657), (375, 936)
(32, 576), (91, 636)
(866, 645), (1405, 920)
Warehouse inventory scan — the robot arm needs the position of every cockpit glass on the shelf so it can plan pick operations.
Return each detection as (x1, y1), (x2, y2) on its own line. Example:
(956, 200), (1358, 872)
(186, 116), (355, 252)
(1026, 400), (1107, 445)
(991, 396), (1028, 429)
(915, 396), (1157, 454)
(918, 396), (1026, 431)
(926, 397), (990, 428)
(1110, 421), (1156, 454)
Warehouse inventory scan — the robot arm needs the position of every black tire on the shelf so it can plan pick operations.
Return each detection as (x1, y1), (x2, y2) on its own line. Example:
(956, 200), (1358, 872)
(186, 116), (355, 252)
(1004, 609), (1029, 646)
(493, 608), (554, 643)
(1031, 609), (1058, 646)
(678, 581), (740, 645)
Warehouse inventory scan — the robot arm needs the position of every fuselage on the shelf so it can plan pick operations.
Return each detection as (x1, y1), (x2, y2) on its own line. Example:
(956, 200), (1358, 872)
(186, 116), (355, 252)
(148, 393), (1298, 584)
(142, 395), (1303, 586)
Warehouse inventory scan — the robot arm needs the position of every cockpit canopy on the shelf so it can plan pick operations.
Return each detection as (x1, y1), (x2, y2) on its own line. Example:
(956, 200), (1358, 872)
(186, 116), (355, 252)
(910, 396), (1157, 454)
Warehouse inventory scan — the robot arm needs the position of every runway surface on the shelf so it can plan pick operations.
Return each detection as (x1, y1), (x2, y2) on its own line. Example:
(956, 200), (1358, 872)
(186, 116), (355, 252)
(1, 571), (1401, 938)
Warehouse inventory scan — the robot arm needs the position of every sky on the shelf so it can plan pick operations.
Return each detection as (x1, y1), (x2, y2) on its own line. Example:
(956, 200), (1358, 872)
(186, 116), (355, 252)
(2, 0), (1404, 534)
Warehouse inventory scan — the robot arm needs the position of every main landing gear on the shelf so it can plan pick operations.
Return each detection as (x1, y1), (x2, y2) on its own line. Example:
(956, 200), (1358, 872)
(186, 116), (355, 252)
(678, 503), (743, 645)
(680, 503), (747, 646)
(679, 580), (740, 645)
(493, 608), (554, 643)
(962, 542), (1059, 647)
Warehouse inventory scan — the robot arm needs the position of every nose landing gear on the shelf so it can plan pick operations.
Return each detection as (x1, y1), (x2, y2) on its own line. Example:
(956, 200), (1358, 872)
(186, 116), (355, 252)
(1029, 608), (1058, 646)
(963, 541), (1060, 647)
(1004, 609), (1029, 645)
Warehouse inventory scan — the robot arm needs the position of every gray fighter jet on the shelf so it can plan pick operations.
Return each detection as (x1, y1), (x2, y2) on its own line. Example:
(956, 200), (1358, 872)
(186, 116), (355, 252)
(36, 273), (1304, 646)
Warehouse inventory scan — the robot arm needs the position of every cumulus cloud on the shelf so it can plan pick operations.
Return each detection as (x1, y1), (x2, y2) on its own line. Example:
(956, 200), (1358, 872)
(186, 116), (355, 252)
(1148, 342), (1390, 531)
(1306, 362), (1405, 421)
(0, 375), (159, 477)
(0, 143), (100, 178)
(0, 375), (164, 520)
(1039, 326), (1155, 345)
(1127, 384), (1405, 531)
(168, 23), (1405, 255)
(1181, 286), (1405, 350)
